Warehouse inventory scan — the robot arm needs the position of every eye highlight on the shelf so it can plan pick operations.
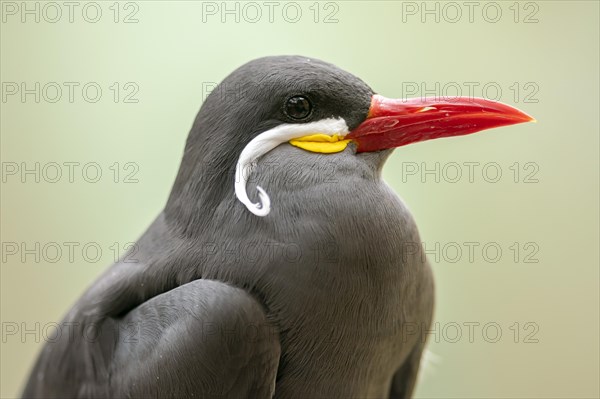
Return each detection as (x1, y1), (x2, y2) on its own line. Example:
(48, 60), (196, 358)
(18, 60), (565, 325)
(285, 96), (312, 120)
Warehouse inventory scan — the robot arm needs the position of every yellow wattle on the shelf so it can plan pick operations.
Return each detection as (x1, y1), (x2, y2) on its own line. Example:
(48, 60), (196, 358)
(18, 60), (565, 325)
(289, 134), (351, 154)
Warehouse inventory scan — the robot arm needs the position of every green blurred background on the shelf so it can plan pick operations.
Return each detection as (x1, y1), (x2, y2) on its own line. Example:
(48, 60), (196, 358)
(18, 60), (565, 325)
(1, 1), (598, 397)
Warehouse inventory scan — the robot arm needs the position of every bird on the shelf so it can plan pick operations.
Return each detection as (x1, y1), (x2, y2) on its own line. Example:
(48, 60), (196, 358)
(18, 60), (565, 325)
(22, 55), (534, 398)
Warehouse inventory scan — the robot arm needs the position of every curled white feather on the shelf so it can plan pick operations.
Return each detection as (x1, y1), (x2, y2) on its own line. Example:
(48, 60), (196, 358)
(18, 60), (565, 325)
(234, 118), (349, 216)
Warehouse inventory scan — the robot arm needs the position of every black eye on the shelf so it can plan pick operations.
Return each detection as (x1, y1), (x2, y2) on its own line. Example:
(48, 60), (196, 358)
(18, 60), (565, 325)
(285, 96), (312, 120)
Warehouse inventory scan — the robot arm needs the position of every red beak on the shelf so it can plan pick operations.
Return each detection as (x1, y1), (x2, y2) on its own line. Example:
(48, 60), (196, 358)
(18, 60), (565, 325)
(346, 94), (535, 153)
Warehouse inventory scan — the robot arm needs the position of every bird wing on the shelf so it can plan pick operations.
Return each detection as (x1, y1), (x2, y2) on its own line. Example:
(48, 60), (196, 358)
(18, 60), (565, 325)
(388, 342), (427, 399)
(22, 279), (281, 399)
(110, 279), (281, 398)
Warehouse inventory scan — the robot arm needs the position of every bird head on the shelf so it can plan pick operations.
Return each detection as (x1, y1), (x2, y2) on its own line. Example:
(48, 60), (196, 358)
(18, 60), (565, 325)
(167, 56), (534, 221)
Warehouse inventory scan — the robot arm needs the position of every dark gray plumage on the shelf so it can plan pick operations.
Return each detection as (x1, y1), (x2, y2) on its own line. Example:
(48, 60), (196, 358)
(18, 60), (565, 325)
(22, 56), (434, 398)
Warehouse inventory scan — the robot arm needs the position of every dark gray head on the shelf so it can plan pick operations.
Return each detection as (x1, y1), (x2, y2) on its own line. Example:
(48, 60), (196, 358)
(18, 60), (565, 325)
(166, 56), (373, 227)
(165, 55), (534, 233)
